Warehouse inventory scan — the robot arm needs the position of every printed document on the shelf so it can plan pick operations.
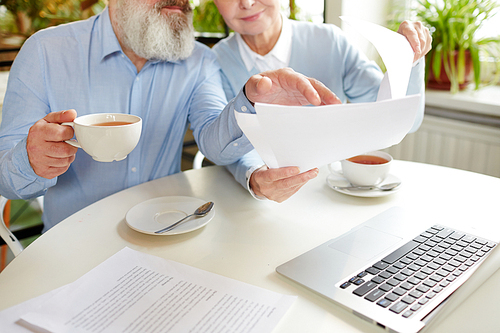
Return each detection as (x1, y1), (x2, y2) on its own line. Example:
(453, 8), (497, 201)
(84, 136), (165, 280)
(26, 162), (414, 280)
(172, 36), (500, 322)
(0, 247), (296, 333)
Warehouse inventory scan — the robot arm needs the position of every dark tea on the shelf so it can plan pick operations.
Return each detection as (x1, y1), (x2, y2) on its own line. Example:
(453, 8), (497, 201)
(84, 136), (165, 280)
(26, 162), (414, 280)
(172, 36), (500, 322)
(347, 155), (389, 165)
(92, 121), (133, 126)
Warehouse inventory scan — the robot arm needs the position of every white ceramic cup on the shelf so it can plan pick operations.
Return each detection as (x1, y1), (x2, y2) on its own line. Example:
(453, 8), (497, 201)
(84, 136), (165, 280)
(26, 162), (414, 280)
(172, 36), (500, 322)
(329, 151), (393, 186)
(62, 113), (142, 162)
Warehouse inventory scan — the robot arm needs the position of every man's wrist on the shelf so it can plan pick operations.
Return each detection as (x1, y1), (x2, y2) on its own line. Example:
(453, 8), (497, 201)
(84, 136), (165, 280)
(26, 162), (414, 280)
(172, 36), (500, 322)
(246, 164), (267, 200)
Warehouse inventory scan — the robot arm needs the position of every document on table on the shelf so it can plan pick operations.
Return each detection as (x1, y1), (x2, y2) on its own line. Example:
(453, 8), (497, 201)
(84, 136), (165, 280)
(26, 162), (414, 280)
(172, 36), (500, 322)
(236, 16), (420, 172)
(0, 247), (296, 333)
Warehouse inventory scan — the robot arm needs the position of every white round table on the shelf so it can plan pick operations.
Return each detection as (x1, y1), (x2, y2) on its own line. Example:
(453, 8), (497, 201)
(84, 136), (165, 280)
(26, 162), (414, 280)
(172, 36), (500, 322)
(1, 161), (499, 332)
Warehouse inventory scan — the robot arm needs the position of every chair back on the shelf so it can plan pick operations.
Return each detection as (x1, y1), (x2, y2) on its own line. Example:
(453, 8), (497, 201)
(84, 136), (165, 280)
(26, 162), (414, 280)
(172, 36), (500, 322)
(193, 151), (206, 169)
(0, 196), (24, 257)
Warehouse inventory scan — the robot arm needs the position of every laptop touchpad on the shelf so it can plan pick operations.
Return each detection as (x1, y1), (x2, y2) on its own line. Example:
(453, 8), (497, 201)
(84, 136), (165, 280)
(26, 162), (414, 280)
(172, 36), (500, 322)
(328, 226), (402, 261)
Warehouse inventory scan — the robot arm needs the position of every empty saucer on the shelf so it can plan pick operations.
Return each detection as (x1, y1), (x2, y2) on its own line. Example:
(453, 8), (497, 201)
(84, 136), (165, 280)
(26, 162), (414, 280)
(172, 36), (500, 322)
(126, 196), (215, 235)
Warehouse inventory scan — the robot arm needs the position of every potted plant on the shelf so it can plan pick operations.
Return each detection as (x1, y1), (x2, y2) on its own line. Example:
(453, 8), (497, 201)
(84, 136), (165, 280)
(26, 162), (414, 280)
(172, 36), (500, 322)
(414, 0), (500, 94)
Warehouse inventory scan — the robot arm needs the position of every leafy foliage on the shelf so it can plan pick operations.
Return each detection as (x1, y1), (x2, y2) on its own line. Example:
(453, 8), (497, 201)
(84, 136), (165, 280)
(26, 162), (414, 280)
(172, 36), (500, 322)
(415, 0), (500, 93)
(192, 0), (226, 33)
(0, 0), (105, 36)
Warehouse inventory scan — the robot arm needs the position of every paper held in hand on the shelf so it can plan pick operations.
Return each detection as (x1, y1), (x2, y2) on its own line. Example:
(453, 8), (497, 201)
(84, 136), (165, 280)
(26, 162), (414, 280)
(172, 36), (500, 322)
(236, 16), (420, 172)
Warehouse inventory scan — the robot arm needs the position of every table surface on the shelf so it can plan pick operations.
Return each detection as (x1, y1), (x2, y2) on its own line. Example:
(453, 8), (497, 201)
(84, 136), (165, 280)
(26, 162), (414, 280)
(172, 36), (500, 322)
(1, 161), (500, 333)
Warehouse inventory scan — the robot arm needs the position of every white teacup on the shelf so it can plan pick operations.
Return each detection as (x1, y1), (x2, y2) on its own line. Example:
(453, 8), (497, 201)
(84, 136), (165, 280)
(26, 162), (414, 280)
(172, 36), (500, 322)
(329, 151), (392, 186)
(62, 113), (142, 162)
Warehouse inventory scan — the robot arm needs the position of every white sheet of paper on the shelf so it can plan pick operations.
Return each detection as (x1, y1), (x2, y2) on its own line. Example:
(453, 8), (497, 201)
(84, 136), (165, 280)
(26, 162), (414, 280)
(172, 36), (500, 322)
(236, 17), (420, 171)
(8, 247), (295, 333)
(239, 95), (419, 171)
(0, 285), (74, 333)
(340, 16), (414, 100)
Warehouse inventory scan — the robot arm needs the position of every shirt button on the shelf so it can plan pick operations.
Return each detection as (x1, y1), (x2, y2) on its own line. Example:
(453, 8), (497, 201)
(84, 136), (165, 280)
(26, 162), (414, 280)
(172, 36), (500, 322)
(233, 143), (238, 147)
(131, 167), (137, 172)
(136, 77), (139, 81)
(241, 106), (247, 112)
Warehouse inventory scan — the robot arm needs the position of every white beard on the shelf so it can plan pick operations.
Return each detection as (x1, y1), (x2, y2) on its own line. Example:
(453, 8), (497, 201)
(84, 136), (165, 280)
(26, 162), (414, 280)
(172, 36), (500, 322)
(113, 0), (195, 61)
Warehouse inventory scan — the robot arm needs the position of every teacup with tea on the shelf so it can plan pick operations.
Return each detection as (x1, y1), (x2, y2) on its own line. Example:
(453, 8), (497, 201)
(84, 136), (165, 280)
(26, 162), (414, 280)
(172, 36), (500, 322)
(62, 113), (142, 162)
(329, 151), (393, 186)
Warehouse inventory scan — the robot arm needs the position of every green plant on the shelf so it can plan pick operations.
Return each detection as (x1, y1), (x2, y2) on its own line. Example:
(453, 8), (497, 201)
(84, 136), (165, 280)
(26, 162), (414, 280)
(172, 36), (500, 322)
(288, 0), (298, 20)
(0, 0), (105, 37)
(192, 0), (225, 33)
(415, 0), (500, 93)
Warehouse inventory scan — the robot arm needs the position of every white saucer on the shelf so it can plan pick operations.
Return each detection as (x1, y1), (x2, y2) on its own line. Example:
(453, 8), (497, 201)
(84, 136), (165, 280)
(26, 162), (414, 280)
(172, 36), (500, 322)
(326, 162), (402, 198)
(125, 196), (215, 235)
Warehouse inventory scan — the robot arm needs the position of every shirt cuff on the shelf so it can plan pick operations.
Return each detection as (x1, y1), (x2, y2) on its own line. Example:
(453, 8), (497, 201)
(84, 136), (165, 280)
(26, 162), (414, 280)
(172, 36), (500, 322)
(242, 85), (255, 107)
(7, 137), (55, 197)
(246, 164), (267, 201)
(235, 87), (256, 114)
(14, 137), (48, 184)
(412, 57), (424, 68)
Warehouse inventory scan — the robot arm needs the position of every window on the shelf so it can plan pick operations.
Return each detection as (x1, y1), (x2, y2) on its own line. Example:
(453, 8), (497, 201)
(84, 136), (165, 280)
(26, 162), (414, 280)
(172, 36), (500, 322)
(477, 1), (500, 39)
(281, 0), (325, 23)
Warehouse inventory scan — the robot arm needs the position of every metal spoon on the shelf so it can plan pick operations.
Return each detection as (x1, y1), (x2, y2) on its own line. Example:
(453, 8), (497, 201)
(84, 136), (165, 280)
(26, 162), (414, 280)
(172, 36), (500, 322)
(155, 201), (214, 234)
(334, 182), (401, 192)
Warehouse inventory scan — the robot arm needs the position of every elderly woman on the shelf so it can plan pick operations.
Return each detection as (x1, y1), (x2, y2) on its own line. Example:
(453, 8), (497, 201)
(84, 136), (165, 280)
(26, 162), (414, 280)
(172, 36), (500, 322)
(212, 0), (431, 202)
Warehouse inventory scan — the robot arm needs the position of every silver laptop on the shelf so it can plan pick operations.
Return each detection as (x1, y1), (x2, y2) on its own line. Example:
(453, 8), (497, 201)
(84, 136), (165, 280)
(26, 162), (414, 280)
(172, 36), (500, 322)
(276, 207), (498, 333)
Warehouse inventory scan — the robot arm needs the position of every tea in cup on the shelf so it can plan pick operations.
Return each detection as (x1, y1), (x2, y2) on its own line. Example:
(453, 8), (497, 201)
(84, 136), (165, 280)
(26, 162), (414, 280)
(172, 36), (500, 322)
(62, 113), (142, 162)
(329, 151), (392, 186)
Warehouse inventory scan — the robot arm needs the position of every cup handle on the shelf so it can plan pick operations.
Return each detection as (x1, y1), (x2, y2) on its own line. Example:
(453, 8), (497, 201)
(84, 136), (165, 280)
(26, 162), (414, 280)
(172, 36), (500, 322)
(60, 122), (81, 148)
(328, 162), (343, 177)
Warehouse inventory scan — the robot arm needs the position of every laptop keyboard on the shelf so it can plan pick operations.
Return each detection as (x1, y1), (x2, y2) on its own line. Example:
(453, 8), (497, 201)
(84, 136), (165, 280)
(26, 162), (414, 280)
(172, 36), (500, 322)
(338, 225), (497, 319)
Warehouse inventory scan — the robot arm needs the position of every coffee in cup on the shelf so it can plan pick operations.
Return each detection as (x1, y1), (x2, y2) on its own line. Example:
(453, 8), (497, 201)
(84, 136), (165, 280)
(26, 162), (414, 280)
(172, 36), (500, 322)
(329, 151), (392, 186)
(62, 113), (142, 162)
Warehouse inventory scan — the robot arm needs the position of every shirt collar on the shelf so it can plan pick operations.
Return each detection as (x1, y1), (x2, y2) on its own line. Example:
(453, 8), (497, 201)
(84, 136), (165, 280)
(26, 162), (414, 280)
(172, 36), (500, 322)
(100, 7), (123, 61)
(236, 14), (293, 72)
(273, 15), (292, 65)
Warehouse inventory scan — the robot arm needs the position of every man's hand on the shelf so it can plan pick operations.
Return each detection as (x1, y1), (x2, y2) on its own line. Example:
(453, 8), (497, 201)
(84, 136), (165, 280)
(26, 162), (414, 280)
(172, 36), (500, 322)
(398, 21), (432, 63)
(249, 166), (319, 203)
(244, 68), (342, 106)
(27, 109), (78, 179)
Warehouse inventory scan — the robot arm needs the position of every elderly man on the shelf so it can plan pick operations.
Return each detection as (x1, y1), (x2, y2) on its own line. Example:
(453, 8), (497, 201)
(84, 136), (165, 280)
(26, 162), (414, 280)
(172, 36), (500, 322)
(0, 0), (338, 231)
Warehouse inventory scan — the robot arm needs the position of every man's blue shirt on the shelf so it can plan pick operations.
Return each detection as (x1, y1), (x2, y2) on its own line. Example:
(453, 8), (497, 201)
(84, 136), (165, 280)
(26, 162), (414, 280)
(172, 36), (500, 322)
(0, 8), (254, 231)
